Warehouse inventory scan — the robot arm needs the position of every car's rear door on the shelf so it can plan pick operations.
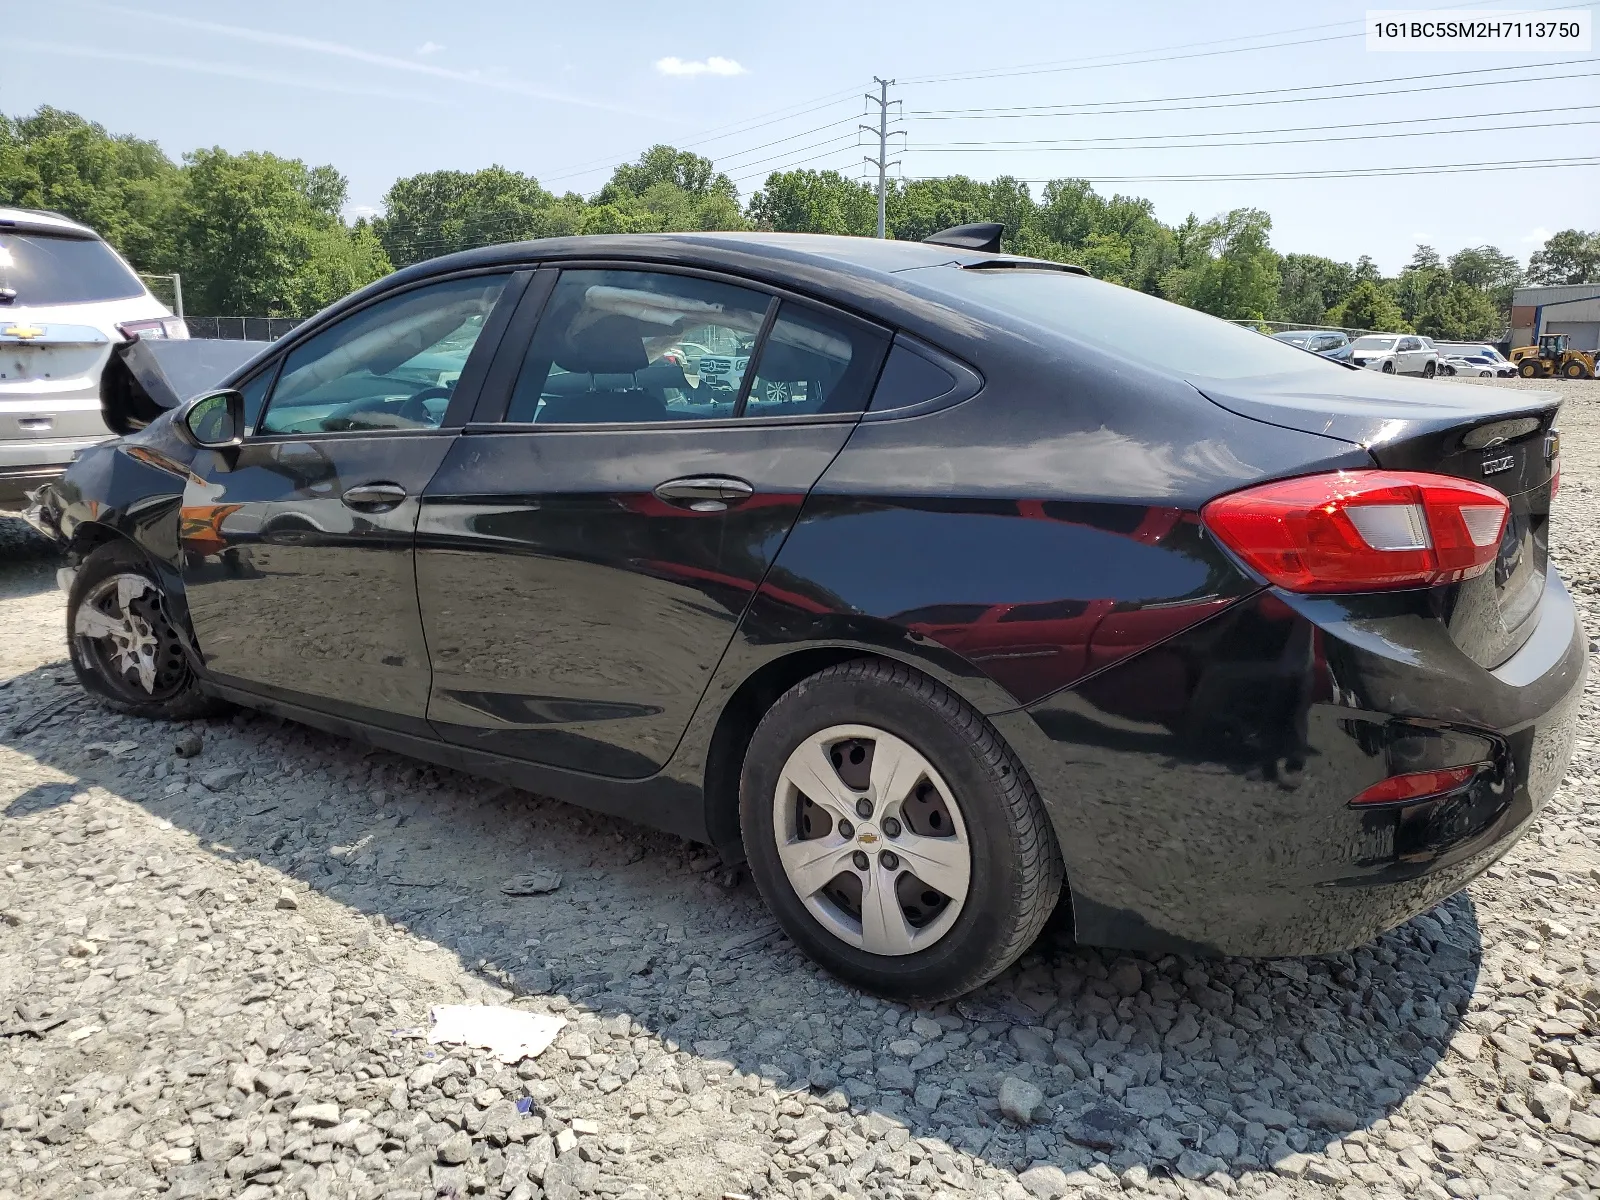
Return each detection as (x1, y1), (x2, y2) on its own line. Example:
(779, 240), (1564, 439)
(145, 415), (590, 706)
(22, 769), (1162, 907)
(415, 265), (890, 777)
(180, 270), (525, 734)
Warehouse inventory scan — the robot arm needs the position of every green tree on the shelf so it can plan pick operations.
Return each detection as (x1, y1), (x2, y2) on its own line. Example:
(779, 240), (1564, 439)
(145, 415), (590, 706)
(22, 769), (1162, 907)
(1527, 229), (1600, 284)
(887, 175), (995, 243)
(0, 106), (183, 273)
(180, 148), (389, 316)
(1326, 279), (1410, 332)
(599, 145), (736, 203)
(1277, 253), (1356, 325)
(1414, 281), (1499, 340)
(375, 167), (554, 268)
(1167, 208), (1281, 320)
(747, 169), (877, 235)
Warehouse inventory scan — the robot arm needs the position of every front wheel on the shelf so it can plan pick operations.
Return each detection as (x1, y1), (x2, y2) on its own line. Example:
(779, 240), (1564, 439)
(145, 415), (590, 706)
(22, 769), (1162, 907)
(1381, 360), (1396, 374)
(1519, 361), (1540, 378)
(1564, 361), (1590, 379)
(68, 541), (227, 720)
(1423, 361), (1436, 378)
(740, 659), (1064, 1001)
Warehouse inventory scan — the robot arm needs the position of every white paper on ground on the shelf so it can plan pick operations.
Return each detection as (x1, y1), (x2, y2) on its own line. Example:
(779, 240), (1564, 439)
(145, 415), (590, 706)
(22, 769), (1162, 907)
(427, 1005), (568, 1063)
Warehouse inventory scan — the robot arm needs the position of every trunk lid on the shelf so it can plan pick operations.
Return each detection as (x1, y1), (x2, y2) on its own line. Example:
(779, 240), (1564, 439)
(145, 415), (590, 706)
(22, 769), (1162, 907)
(1200, 372), (1561, 668)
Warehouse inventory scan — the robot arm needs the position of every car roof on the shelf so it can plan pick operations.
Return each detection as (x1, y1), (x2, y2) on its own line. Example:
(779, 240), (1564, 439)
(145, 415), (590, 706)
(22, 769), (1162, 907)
(387, 232), (1080, 302)
(0, 206), (100, 239)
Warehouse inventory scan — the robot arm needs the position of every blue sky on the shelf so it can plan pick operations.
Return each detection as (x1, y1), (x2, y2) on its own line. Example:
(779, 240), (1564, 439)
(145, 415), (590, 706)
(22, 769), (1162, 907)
(5, 0), (1596, 273)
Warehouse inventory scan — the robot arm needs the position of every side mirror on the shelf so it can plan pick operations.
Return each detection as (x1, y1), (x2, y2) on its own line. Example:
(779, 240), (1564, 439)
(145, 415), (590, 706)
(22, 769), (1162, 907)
(174, 388), (245, 449)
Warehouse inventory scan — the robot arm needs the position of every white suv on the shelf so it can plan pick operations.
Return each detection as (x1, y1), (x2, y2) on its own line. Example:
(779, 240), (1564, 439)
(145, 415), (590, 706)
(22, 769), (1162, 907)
(0, 207), (182, 510)
(1348, 333), (1439, 378)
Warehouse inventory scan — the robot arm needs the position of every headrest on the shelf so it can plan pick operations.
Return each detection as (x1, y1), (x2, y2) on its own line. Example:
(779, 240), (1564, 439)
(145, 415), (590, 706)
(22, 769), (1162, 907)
(636, 356), (691, 391)
(555, 314), (648, 375)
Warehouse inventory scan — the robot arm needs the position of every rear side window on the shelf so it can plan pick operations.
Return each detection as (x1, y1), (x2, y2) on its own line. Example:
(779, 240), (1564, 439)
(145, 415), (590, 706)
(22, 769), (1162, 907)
(507, 269), (771, 424)
(0, 233), (145, 305)
(744, 302), (888, 417)
(868, 343), (958, 412)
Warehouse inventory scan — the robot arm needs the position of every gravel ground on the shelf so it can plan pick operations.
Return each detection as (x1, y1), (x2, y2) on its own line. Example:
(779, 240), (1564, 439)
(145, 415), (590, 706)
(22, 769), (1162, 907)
(1, 378), (1598, 1200)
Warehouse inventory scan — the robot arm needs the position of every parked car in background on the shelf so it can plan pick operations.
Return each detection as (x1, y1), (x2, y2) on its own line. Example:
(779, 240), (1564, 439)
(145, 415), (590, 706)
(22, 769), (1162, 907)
(1437, 343), (1518, 378)
(27, 230), (1581, 1000)
(1270, 329), (1353, 362)
(1349, 333), (1439, 376)
(0, 207), (184, 510)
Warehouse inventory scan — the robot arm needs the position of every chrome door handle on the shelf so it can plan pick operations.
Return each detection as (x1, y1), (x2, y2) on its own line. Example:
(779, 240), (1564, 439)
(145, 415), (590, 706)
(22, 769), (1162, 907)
(342, 482), (408, 512)
(653, 476), (755, 512)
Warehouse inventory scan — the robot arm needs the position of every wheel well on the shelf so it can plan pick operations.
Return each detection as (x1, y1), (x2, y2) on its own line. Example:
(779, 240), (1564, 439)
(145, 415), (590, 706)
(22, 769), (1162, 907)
(702, 647), (871, 860)
(66, 521), (137, 566)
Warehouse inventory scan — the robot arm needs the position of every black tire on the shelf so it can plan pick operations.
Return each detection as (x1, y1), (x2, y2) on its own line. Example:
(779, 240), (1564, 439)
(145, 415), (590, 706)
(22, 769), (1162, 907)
(739, 659), (1064, 1001)
(67, 540), (227, 721)
(1381, 361), (1395, 374)
(1564, 361), (1589, 380)
(1423, 361), (1436, 378)
(1519, 361), (1539, 378)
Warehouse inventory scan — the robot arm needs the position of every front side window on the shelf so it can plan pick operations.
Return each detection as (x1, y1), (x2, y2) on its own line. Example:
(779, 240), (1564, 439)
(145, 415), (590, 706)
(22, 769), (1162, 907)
(258, 274), (507, 435)
(743, 301), (888, 417)
(507, 270), (770, 424)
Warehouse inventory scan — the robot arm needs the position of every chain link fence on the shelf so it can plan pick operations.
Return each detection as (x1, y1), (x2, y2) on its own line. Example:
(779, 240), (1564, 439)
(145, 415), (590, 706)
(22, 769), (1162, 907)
(182, 316), (305, 342)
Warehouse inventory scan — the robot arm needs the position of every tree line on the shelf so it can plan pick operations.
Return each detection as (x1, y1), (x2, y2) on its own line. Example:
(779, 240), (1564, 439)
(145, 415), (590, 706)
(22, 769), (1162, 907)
(4, 107), (1597, 336)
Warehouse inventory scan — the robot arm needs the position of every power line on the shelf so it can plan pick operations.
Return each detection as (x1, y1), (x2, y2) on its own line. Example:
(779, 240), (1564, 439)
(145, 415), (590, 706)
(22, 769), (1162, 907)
(908, 115), (1600, 153)
(902, 103), (1600, 147)
(915, 157), (1600, 184)
(897, 0), (1516, 86)
(905, 58), (1597, 120)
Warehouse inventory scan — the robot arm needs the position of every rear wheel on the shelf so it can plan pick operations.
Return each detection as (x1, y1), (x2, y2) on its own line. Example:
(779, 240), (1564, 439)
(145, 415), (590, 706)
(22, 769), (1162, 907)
(740, 659), (1063, 1001)
(1423, 361), (1436, 378)
(68, 541), (225, 720)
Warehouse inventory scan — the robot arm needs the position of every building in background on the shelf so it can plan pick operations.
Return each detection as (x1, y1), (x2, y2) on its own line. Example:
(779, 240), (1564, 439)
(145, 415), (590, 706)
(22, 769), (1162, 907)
(1511, 284), (1600, 351)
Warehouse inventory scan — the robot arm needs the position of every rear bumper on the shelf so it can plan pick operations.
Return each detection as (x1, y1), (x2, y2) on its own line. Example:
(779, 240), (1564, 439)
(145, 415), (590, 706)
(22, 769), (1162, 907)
(998, 567), (1586, 956)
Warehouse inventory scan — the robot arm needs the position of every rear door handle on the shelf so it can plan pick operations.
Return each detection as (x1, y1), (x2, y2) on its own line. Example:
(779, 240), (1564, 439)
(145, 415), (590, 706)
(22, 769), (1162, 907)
(342, 482), (408, 512)
(653, 475), (755, 512)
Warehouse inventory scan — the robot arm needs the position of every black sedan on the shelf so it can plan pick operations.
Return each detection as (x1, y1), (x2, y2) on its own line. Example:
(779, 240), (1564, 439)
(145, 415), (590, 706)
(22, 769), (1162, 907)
(27, 228), (1584, 1001)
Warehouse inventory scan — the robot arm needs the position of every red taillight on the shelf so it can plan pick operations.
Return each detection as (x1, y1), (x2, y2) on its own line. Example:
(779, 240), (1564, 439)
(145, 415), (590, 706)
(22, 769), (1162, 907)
(117, 317), (188, 340)
(1349, 764), (1485, 806)
(1202, 470), (1509, 593)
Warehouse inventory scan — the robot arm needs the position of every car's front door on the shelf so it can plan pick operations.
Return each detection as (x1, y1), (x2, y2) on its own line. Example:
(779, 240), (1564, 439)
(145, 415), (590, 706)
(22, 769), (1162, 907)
(415, 266), (890, 777)
(181, 271), (521, 734)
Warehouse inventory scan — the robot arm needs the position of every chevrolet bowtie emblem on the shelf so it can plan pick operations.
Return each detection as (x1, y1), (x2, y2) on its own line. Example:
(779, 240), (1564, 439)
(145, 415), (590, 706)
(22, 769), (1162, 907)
(857, 832), (879, 844)
(2, 324), (45, 340)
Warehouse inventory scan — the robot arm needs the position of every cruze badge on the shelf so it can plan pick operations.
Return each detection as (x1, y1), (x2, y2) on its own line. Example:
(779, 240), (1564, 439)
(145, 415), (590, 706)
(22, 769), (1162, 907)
(1482, 454), (1516, 476)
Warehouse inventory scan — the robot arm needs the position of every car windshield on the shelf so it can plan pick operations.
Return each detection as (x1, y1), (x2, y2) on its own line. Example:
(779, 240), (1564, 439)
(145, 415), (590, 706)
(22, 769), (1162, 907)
(1352, 336), (1398, 351)
(0, 232), (145, 305)
(906, 268), (1338, 380)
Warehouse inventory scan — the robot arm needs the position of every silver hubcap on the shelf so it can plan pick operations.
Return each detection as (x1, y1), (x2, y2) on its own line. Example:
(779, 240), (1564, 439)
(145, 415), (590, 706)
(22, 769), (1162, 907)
(75, 573), (160, 694)
(773, 723), (971, 957)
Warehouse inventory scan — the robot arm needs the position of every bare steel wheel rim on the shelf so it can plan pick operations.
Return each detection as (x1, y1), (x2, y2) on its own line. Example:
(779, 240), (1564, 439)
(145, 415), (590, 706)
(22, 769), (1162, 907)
(74, 573), (187, 700)
(772, 723), (972, 957)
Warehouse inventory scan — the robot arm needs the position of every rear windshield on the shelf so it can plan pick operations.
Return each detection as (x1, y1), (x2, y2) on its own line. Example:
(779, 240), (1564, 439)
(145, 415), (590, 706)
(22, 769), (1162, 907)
(906, 267), (1339, 381)
(0, 232), (146, 305)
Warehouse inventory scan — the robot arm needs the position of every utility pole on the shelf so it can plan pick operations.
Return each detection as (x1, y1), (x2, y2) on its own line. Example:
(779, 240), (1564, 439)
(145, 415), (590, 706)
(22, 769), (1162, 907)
(861, 77), (901, 238)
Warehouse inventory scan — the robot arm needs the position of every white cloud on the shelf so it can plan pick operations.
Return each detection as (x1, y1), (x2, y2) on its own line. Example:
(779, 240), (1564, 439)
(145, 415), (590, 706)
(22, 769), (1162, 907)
(76, 2), (665, 118)
(415, 41), (445, 56)
(349, 204), (379, 219)
(1522, 227), (1554, 244)
(655, 56), (747, 77)
(11, 37), (435, 103)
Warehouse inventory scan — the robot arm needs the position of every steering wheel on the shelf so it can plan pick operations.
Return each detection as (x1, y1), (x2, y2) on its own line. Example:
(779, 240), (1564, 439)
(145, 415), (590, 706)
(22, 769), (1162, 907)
(397, 385), (454, 426)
